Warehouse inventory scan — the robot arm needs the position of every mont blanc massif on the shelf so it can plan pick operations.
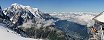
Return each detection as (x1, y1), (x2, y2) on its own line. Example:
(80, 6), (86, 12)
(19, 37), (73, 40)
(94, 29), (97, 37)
(0, 3), (103, 40)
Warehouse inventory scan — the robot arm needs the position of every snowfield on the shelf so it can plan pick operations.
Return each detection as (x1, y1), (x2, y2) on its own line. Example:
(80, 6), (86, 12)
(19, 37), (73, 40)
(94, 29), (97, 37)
(0, 23), (42, 40)
(95, 13), (104, 22)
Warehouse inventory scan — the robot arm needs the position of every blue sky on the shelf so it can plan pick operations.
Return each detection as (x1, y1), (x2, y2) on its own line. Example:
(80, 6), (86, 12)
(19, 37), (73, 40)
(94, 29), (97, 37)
(0, 0), (104, 13)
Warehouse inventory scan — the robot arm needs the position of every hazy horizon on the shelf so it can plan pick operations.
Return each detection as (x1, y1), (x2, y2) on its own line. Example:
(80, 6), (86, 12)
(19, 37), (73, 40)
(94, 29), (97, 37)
(1, 0), (104, 13)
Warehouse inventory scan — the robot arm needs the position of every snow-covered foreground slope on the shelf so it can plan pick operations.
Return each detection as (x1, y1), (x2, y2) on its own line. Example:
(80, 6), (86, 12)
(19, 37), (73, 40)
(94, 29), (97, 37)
(0, 23), (42, 40)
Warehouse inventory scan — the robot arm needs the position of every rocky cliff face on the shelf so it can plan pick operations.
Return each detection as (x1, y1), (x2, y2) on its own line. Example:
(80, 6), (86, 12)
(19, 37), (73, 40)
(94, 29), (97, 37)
(0, 6), (5, 19)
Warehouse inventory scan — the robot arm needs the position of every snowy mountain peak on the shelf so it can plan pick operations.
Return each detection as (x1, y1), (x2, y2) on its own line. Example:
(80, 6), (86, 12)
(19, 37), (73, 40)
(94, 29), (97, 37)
(11, 3), (20, 6)
(2, 3), (42, 25)
(11, 3), (23, 9)
(10, 3), (41, 18)
(3, 3), (41, 18)
(11, 3), (39, 11)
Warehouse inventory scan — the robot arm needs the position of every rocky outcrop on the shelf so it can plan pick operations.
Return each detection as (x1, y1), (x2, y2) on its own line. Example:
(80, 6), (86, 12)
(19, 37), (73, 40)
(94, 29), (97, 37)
(0, 6), (9, 20)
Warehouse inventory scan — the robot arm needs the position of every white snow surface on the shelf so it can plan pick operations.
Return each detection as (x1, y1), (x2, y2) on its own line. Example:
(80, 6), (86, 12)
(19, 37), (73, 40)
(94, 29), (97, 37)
(95, 13), (104, 22)
(0, 23), (42, 40)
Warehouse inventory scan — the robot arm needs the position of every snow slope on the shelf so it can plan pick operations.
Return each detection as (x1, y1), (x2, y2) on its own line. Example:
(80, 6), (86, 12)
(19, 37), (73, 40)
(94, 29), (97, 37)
(94, 12), (104, 22)
(0, 23), (42, 40)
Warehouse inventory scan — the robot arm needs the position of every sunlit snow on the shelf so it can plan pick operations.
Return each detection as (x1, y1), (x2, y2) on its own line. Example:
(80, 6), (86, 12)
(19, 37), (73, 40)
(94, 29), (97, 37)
(0, 23), (42, 40)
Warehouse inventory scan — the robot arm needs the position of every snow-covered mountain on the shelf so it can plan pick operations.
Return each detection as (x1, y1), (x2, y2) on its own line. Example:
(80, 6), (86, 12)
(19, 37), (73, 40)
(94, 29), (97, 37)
(0, 3), (66, 40)
(3, 3), (41, 24)
(4, 3), (41, 18)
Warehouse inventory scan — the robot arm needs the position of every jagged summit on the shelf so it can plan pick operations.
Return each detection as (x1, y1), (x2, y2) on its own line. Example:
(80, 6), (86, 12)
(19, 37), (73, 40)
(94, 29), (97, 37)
(11, 3), (39, 11)
(11, 3), (19, 6)
(2, 3), (43, 25)
(11, 3), (39, 12)
(4, 3), (41, 18)
(11, 3), (23, 9)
